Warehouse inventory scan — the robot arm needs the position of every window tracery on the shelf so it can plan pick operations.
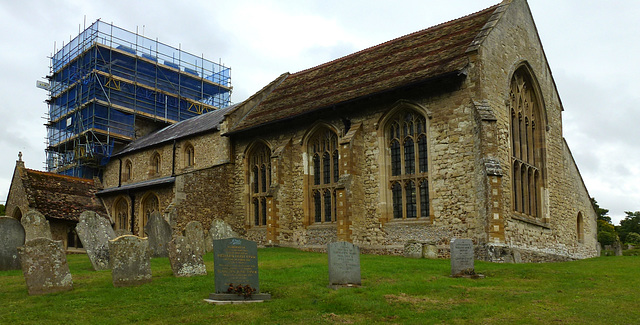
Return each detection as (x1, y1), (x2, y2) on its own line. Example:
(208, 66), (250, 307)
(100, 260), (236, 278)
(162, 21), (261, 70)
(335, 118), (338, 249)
(387, 110), (429, 220)
(309, 128), (339, 223)
(249, 143), (271, 227)
(510, 68), (544, 220)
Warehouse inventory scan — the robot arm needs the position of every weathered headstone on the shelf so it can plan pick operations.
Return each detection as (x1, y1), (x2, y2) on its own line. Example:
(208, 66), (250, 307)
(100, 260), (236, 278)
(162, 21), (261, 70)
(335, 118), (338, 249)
(21, 210), (52, 242)
(328, 241), (361, 288)
(144, 212), (172, 258)
(403, 240), (422, 258)
(208, 238), (270, 302)
(184, 221), (205, 257)
(614, 241), (623, 256)
(422, 242), (438, 259)
(450, 238), (476, 277)
(109, 235), (152, 287)
(76, 211), (116, 270)
(205, 219), (239, 253)
(17, 238), (73, 295)
(114, 229), (132, 237)
(0, 216), (25, 270)
(168, 236), (206, 277)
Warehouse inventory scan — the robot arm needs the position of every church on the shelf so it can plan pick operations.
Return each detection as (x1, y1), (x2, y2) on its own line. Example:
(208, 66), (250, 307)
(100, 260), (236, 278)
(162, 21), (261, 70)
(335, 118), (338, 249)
(87, 0), (597, 261)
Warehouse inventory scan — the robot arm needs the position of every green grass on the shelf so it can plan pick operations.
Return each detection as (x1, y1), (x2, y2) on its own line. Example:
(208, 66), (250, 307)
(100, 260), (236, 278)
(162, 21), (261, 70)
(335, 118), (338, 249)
(1, 248), (639, 324)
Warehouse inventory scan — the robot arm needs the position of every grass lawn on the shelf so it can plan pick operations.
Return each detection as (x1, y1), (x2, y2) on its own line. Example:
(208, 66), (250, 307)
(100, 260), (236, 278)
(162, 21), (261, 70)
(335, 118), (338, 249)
(1, 247), (639, 324)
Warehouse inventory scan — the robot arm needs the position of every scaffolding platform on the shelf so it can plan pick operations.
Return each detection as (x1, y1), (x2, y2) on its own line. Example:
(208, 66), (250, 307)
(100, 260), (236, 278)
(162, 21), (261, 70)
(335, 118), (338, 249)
(45, 20), (232, 179)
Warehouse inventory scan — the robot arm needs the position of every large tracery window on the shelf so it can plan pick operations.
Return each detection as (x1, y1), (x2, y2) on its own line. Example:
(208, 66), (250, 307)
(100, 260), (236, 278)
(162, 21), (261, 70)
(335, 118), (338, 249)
(249, 143), (271, 227)
(510, 68), (544, 220)
(388, 110), (429, 220)
(141, 193), (159, 236)
(309, 128), (339, 223)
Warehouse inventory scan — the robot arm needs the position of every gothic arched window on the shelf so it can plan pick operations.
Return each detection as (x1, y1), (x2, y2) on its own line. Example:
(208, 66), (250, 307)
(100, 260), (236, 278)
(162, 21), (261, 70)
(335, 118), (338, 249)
(184, 143), (195, 167)
(123, 160), (132, 182)
(113, 197), (129, 231)
(387, 110), (429, 220)
(150, 152), (161, 176)
(141, 193), (159, 235)
(248, 143), (271, 226)
(510, 67), (544, 220)
(308, 128), (339, 223)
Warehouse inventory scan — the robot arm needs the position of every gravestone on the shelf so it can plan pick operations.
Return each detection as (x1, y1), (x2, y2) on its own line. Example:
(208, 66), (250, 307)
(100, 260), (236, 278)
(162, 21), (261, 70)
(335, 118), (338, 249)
(114, 229), (132, 237)
(328, 241), (361, 288)
(0, 216), (26, 270)
(76, 211), (116, 271)
(21, 210), (52, 242)
(422, 242), (438, 259)
(403, 240), (423, 258)
(205, 219), (239, 253)
(144, 212), (172, 258)
(17, 238), (73, 295)
(168, 236), (206, 277)
(450, 238), (478, 277)
(184, 221), (205, 257)
(208, 238), (270, 302)
(109, 235), (152, 287)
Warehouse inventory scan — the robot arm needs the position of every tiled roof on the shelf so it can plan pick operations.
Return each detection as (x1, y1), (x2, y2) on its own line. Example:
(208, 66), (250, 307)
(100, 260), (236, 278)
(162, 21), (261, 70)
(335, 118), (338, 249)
(21, 169), (107, 221)
(230, 3), (500, 133)
(114, 104), (236, 156)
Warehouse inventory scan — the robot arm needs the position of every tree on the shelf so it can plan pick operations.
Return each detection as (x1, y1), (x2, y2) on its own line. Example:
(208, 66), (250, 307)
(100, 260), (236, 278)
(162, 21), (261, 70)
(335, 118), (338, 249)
(591, 198), (611, 223)
(592, 198), (618, 247)
(617, 211), (640, 243)
(625, 232), (640, 245)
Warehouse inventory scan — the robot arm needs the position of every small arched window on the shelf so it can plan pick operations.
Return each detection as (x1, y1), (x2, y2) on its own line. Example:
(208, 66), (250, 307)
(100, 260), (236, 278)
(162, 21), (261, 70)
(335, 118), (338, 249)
(123, 160), (133, 182)
(184, 144), (195, 167)
(150, 152), (161, 176)
(141, 193), (159, 236)
(577, 212), (584, 243)
(248, 142), (271, 227)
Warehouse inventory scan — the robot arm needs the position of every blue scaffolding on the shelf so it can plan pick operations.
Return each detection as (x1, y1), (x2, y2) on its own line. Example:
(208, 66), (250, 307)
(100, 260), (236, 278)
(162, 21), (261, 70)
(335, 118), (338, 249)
(45, 20), (232, 179)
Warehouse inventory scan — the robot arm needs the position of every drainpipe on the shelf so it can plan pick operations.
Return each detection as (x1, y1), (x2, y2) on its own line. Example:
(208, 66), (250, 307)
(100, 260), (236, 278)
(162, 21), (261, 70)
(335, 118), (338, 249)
(128, 191), (135, 234)
(118, 158), (122, 187)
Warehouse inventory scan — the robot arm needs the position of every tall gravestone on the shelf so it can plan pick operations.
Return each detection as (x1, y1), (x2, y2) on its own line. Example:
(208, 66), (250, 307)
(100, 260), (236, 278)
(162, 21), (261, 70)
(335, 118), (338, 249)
(21, 210), (52, 242)
(76, 211), (116, 271)
(184, 221), (205, 257)
(208, 238), (270, 301)
(450, 238), (476, 277)
(109, 235), (152, 287)
(0, 216), (25, 270)
(145, 212), (172, 258)
(168, 236), (207, 277)
(17, 238), (73, 295)
(328, 241), (361, 288)
(205, 219), (239, 253)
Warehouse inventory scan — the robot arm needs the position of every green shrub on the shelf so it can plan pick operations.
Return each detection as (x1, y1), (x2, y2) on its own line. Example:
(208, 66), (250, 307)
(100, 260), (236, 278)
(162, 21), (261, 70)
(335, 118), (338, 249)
(625, 232), (640, 245)
(622, 248), (640, 256)
(598, 230), (617, 246)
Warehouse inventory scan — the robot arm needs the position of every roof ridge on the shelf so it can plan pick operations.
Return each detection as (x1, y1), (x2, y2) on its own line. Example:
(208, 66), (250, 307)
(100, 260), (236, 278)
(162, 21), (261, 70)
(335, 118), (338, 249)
(24, 168), (95, 184)
(290, 3), (501, 77)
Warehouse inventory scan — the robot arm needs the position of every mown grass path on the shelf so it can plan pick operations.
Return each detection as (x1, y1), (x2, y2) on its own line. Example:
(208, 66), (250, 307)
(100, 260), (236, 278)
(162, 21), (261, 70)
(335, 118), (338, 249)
(1, 247), (639, 324)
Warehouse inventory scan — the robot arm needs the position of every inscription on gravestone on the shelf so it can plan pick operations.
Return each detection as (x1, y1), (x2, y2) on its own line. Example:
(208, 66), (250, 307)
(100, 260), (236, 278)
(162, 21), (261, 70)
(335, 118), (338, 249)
(168, 235), (207, 277)
(0, 216), (25, 270)
(213, 238), (259, 293)
(450, 238), (475, 277)
(109, 235), (152, 287)
(328, 241), (361, 287)
(76, 211), (116, 271)
(21, 210), (52, 242)
(145, 212), (172, 258)
(184, 221), (205, 257)
(17, 238), (73, 295)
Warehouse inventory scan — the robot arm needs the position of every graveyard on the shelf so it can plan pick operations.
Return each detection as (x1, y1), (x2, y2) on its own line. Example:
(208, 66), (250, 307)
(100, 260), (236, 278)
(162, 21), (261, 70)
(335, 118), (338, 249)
(1, 247), (639, 324)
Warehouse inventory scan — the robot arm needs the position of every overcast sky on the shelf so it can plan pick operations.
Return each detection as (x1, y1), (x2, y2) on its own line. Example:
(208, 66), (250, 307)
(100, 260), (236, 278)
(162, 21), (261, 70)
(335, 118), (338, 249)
(1, 0), (638, 225)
